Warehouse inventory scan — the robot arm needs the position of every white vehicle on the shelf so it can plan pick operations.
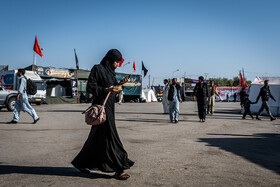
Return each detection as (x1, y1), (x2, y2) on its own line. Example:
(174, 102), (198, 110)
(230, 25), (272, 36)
(0, 70), (46, 105)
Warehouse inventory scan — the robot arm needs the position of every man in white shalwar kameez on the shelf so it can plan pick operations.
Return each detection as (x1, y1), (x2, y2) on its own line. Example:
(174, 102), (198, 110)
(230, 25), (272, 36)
(162, 79), (169, 114)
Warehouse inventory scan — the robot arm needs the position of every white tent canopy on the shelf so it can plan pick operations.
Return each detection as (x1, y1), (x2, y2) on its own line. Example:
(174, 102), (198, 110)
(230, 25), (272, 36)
(141, 89), (157, 102)
(249, 77), (280, 116)
(48, 85), (66, 97)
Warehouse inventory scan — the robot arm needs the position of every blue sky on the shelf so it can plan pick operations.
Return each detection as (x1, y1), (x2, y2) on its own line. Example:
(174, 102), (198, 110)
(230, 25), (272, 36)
(0, 0), (279, 86)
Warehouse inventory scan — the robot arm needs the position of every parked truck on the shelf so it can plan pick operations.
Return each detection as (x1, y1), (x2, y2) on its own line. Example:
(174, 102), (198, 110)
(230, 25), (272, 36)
(0, 70), (46, 105)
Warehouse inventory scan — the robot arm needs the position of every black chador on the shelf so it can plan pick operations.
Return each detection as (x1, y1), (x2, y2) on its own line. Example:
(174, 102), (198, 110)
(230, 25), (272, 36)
(193, 77), (209, 122)
(72, 49), (134, 174)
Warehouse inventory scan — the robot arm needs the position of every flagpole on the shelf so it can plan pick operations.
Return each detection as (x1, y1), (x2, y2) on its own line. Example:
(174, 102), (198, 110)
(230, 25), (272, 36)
(76, 69), (80, 104)
(32, 51), (36, 72)
(33, 51), (36, 66)
(74, 49), (80, 104)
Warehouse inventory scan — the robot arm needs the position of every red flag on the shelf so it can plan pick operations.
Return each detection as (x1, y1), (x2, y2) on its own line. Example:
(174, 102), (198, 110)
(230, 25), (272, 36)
(240, 72), (248, 87)
(33, 35), (43, 57)
(133, 61), (136, 72)
(119, 58), (124, 67)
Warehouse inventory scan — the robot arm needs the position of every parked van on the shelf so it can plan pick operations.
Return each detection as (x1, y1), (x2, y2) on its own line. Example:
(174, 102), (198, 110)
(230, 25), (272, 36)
(0, 70), (46, 105)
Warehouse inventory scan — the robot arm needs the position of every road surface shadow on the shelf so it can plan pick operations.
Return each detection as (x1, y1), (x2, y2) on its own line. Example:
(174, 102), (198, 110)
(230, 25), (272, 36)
(116, 111), (198, 117)
(0, 165), (113, 179)
(116, 112), (167, 115)
(198, 133), (280, 175)
(214, 109), (241, 114)
(0, 122), (33, 125)
(116, 118), (193, 123)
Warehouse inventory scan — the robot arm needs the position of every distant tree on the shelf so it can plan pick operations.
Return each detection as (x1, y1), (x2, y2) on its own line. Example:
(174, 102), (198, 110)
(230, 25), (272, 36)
(211, 78), (223, 86)
(233, 76), (240, 86)
(246, 80), (251, 87)
(227, 80), (233, 87)
(209, 76), (250, 87)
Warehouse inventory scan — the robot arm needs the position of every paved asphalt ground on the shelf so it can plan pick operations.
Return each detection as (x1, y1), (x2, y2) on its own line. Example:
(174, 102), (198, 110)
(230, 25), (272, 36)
(0, 102), (279, 187)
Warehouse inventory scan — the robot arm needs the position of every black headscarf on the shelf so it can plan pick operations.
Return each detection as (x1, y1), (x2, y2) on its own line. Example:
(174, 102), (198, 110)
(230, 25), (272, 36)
(199, 76), (204, 81)
(100, 49), (122, 76)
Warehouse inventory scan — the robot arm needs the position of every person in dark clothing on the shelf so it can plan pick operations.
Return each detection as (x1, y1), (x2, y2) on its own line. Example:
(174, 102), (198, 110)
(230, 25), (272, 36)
(193, 76), (208, 122)
(233, 93), (237, 102)
(255, 80), (277, 121)
(168, 78), (182, 123)
(242, 94), (255, 119)
(72, 49), (134, 180)
(239, 87), (246, 108)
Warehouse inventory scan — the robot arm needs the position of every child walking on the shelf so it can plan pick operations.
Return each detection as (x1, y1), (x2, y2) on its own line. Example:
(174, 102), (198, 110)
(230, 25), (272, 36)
(242, 94), (255, 119)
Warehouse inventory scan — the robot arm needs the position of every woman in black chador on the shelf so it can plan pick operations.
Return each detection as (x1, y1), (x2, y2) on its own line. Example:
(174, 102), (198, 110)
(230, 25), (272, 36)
(193, 76), (209, 122)
(72, 49), (134, 180)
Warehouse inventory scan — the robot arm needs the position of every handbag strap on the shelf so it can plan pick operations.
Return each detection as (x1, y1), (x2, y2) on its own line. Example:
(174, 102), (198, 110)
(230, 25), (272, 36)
(102, 91), (111, 107)
(82, 91), (111, 114)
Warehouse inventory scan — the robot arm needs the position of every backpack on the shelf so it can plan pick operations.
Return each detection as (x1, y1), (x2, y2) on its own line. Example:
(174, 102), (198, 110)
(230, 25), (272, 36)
(25, 77), (37, 95)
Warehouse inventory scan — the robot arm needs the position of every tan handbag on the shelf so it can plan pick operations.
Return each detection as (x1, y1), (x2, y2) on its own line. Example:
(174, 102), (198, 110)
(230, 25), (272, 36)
(82, 92), (111, 125)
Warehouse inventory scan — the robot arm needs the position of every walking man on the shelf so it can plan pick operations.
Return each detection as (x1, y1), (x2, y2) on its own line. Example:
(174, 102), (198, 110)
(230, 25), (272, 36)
(162, 79), (169, 114)
(193, 76), (208, 122)
(207, 80), (221, 115)
(168, 78), (182, 123)
(9, 69), (40, 124)
(255, 80), (277, 121)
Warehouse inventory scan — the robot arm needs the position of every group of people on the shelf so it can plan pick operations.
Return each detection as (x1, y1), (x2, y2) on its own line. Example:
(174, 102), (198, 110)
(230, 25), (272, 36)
(4, 49), (277, 181)
(162, 76), (277, 123)
(162, 76), (221, 123)
(240, 80), (277, 121)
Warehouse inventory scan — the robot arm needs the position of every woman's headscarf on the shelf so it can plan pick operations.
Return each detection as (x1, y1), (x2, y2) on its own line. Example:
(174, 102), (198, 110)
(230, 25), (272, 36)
(100, 49), (122, 76)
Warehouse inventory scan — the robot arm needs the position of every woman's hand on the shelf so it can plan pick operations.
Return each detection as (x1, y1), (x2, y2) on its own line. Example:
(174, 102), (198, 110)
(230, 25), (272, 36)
(119, 75), (131, 85)
(106, 87), (114, 92)
(106, 87), (122, 94)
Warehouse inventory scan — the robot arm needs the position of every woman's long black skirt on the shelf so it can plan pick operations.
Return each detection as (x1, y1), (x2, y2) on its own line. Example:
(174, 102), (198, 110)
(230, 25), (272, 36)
(72, 95), (134, 172)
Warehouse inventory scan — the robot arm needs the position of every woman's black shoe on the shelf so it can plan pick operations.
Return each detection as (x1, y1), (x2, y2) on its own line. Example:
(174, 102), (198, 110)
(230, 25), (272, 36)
(77, 167), (90, 173)
(72, 163), (90, 173)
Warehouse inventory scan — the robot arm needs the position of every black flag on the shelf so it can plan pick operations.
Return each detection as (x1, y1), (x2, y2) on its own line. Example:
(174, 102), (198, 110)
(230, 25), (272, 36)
(142, 61), (148, 77)
(74, 48), (79, 70)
